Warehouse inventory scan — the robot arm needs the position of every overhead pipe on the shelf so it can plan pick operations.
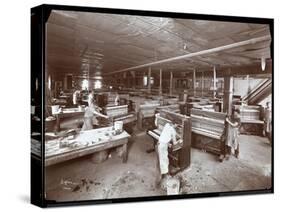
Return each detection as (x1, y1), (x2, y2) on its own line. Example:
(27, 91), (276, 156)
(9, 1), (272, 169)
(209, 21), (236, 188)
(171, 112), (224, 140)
(103, 35), (271, 75)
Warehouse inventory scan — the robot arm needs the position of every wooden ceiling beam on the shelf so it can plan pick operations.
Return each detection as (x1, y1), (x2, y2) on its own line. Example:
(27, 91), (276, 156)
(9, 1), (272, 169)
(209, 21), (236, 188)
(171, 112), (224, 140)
(103, 35), (271, 76)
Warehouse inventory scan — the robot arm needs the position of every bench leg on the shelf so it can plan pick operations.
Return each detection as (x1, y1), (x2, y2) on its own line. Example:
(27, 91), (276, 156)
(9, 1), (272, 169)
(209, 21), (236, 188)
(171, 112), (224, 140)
(137, 113), (143, 130)
(122, 143), (128, 163)
(55, 115), (60, 133)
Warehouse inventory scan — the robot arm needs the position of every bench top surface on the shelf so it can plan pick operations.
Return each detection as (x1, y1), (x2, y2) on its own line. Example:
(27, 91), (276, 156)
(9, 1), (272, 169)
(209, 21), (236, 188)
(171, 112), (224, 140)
(53, 107), (85, 115)
(45, 127), (130, 159)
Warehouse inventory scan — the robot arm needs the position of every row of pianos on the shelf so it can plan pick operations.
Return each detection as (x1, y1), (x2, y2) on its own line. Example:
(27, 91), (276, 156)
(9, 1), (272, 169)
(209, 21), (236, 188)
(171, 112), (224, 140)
(146, 100), (266, 175)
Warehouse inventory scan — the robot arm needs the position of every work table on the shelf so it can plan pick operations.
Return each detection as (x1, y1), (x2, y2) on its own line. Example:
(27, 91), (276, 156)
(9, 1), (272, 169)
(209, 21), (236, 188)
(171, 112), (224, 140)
(45, 127), (130, 166)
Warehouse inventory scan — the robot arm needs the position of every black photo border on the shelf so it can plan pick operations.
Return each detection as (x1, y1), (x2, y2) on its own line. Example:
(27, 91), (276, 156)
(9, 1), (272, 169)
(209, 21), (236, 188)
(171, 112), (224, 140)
(31, 4), (274, 207)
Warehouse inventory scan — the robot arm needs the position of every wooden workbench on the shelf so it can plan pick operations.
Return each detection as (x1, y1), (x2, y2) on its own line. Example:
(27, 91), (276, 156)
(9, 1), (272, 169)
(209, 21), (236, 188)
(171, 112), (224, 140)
(45, 127), (130, 166)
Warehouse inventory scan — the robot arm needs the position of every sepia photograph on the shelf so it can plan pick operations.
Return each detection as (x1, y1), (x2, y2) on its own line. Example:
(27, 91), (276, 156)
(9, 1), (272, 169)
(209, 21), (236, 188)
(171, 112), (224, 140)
(31, 5), (273, 204)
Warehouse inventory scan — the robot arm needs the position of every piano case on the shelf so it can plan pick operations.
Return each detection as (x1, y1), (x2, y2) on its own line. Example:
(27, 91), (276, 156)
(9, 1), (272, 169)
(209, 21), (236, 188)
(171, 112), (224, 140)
(190, 109), (227, 161)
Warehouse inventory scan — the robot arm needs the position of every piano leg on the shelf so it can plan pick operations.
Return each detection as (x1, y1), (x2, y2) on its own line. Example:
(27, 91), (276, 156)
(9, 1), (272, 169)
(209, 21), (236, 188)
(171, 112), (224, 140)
(219, 139), (227, 162)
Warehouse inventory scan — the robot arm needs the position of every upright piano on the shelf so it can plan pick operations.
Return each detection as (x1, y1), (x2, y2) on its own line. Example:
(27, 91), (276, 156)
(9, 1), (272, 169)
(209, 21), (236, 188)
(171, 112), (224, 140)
(191, 108), (227, 161)
(147, 110), (191, 174)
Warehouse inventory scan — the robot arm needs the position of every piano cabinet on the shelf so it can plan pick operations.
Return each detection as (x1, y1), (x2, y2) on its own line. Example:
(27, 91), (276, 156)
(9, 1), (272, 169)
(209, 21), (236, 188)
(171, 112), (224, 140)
(234, 105), (264, 136)
(191, 134), (226, 161)
(190, 109), (227, 161)
(137, 103), (160, 130)
(147, 110), (191, 174)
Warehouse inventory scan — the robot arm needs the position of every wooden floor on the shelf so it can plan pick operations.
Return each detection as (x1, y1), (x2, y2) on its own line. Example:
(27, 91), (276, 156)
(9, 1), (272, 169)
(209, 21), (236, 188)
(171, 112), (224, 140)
(45, 128), (272, 201)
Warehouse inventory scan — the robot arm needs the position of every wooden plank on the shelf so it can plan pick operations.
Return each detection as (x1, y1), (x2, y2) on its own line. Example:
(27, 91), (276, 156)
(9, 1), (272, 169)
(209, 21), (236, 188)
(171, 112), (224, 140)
(104, 35), (271, 75)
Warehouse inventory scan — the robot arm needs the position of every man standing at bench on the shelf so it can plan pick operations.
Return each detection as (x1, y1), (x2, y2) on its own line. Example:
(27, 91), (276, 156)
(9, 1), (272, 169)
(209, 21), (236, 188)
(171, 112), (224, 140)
(155, 113), (177, 187)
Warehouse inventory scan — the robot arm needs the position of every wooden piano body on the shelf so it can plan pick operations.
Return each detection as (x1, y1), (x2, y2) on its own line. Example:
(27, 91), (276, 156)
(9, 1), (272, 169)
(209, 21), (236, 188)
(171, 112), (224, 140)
(147, 110), (191, 173)
(190, 108), (227, 160)
(234, 105), (264, 135)
(106, 92), (118, 106)
(180, 97), (221, 116)
(105, 105), (128, 117)
(156, 104), (180, 114)
(104, 105), (136, 133)
(112, 112), (137, 125)
(163, 97), (179, 105)
(137, 103), (160, 129)
(237, 105), (263, 123)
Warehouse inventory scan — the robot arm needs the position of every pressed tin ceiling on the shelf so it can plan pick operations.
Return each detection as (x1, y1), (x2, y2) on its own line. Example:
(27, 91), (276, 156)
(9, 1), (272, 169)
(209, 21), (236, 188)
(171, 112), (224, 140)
(46, 10), (271, 77)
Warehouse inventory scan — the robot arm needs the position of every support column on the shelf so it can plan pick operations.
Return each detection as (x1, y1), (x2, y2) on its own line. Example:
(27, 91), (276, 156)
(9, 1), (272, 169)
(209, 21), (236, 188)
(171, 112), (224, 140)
(201, 71), (204, 97)
(193, 69), (196, 96)
(148, 67), (151, 93)
(246, 74), (251, 95)
(169, 71), (173, 96)
(131, 71), (135, 89)
(159, 69), (162, 95)
(213, 66), (217, 98)
(223, 76), (234, 116)
(123, 72), (127, 88)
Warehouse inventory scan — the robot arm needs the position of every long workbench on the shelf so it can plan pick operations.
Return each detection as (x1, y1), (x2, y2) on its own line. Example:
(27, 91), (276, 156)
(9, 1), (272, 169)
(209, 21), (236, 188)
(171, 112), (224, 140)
(45, 127), (130, 166)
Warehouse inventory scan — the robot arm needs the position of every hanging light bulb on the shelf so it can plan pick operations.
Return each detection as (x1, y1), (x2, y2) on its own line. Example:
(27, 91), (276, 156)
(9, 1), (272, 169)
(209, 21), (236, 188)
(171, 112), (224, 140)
(261, 57), (266, 71)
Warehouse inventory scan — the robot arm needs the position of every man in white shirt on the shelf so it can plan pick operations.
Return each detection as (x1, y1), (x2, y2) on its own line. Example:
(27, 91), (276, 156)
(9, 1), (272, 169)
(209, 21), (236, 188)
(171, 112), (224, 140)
(72, 89), (80, 106)
(114, 94), (120, 106)
(88, 90), (94, 106)
(155, 114), (177, 184)
(81, 103), (109, 131)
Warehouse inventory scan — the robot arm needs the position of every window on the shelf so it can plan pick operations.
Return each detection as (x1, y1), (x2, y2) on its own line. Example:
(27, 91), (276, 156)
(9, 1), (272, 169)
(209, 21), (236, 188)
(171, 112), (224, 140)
(82, 79), (89, 90)
(143, 76), (154, 86)
(94, 80), (102, 89)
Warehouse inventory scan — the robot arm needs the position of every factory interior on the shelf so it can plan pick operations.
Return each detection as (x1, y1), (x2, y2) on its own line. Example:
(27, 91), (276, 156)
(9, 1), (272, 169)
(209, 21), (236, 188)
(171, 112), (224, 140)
(31, 10), (273, 201)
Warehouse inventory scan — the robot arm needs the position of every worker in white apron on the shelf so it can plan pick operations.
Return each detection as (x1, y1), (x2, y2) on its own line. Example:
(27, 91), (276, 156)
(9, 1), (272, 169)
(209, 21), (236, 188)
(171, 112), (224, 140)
(155, 115), (177, 186)
(264, 101), (272, 143)
(72, 89), (80, 106)
(225, 115), (240, 159)
(82, 103), (109, 131)
(114, 94), (120, 106)
(88, 90), (94, 106)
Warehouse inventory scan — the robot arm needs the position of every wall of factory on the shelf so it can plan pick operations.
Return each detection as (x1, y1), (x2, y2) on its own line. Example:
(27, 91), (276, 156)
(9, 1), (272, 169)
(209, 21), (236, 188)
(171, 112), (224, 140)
(233, 78), (264, 97)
